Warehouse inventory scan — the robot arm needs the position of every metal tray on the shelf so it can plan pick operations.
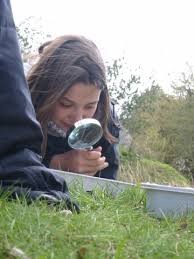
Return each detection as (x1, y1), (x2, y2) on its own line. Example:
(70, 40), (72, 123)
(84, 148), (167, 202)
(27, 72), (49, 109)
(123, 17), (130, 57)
(54, 170), (194, 217)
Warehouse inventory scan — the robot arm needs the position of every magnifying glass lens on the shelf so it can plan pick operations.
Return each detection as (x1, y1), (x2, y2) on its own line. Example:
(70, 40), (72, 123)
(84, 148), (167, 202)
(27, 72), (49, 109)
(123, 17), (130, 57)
(68, 119), (103, 150)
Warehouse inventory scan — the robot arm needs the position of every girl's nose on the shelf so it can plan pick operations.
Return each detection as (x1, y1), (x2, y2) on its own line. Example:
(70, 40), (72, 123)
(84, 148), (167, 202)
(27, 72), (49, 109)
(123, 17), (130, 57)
(71, 109), (83, 122)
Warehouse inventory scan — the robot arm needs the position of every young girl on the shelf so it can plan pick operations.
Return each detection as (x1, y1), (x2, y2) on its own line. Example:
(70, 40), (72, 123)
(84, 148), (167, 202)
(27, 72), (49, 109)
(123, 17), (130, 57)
(28, 35), (120, 180)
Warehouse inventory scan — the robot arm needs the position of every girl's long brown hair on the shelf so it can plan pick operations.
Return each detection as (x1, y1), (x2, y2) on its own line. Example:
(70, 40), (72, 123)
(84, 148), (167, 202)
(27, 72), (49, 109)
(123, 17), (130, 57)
(27, 35), (117, 156)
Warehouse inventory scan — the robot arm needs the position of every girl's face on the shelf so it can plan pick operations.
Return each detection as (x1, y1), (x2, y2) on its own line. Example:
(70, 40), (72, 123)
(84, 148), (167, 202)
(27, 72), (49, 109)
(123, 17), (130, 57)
(50, 82), (101, 132)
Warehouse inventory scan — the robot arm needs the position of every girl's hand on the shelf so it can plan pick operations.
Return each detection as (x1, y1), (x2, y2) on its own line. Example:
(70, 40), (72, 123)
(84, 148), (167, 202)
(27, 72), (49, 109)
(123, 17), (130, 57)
(49, 146), (109, 176)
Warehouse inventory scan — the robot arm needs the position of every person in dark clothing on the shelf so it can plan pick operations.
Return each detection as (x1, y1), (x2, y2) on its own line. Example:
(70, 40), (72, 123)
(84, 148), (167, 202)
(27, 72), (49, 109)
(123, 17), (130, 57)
(0, 0), (78, 211)
(28, 36), (120, 180)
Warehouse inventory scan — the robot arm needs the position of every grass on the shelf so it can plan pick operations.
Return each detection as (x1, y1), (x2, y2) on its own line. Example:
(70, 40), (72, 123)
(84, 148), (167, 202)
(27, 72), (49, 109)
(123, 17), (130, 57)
(1, 187), (194, 258)
(119, 147), (190, 186)
(0, 147), (192, 258)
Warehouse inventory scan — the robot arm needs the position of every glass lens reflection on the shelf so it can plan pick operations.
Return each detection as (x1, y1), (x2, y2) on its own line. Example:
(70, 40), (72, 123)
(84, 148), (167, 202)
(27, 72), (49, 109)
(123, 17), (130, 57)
(68, 121), (102, 150)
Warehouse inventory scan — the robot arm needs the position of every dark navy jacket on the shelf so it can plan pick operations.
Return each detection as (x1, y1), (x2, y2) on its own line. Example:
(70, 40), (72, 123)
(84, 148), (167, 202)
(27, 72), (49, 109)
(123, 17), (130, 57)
(0, 0), (78, 210)
(43, 105), (120, 180)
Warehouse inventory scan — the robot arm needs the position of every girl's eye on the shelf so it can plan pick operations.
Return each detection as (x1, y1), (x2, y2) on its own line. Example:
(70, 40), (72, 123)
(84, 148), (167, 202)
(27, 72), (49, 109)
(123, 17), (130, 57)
(85, 105), (96, 110)
(60, 102), (72, 108)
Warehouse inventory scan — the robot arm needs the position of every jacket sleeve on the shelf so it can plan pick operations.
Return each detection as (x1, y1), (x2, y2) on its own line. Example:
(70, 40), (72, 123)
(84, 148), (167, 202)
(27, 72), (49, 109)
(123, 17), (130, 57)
(0, 0), (79, 212)
(95, 141), (119, 180)
(95, 101), (121, 180)
(0, 1), (43, 155)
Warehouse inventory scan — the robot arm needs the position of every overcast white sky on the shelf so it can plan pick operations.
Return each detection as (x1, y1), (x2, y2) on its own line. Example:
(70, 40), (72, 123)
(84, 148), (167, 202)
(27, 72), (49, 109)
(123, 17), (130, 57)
(11, 0), (194, 92)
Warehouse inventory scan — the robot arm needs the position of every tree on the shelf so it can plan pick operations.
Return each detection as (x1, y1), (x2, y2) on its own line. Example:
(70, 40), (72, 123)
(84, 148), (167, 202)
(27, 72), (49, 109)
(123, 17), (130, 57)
(124, 84), (170, 161)
(106, 59), (194, 178)
(171, 64), (194, 97)
(106, 58), (140, 109)
(121, 82), (164, 129)
(16, 16), (51, 62)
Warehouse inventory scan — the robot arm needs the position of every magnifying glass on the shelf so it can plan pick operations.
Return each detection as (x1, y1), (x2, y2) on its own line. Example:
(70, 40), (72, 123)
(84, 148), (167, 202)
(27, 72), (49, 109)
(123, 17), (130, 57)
(67, 118), (103, 150)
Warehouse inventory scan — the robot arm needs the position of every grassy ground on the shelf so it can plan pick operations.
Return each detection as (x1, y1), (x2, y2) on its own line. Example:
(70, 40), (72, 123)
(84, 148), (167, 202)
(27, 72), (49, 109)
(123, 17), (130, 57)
(119, 159), (190, 186)
(1, 187), (194, 258)
(119, 147), (190, 187)
(0, 147), (192, 258)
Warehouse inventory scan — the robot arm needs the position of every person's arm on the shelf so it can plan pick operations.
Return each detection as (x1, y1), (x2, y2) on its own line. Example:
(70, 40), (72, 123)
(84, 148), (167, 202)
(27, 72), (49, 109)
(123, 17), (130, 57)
(0, 1), (79, 212)
(0, 1), (43, 156)
(42, 135), (109, 175)
(49, 147), (109, 176)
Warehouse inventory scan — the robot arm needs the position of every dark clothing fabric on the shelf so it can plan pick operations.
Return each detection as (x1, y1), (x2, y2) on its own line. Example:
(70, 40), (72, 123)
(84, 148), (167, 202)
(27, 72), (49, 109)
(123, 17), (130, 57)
(0, 0), (79, 211)
(43, 106), (120, 180)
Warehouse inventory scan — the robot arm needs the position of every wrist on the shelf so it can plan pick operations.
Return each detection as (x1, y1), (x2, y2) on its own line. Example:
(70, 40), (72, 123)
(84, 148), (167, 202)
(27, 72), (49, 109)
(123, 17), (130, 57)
(49, 154), (63, 170)
(49, 152), (73, 172)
